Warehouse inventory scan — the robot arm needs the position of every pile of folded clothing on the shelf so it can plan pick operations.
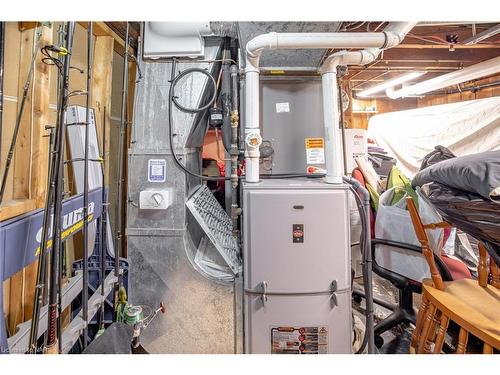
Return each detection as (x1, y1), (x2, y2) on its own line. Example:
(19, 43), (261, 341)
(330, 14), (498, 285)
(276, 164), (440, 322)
(367, 144), (397, 178)
(412, 148), (500, 266)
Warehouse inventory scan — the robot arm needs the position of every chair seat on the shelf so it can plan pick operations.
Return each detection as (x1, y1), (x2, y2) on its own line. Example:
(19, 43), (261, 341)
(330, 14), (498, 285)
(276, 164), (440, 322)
(423, 278), (500, 348)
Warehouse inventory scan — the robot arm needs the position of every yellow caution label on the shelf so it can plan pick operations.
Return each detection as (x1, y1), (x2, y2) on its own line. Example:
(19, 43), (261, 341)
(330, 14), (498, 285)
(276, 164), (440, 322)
(304, 138), (325, 165)
(270, 70), (285, 75)
(305, 138), (324, 149)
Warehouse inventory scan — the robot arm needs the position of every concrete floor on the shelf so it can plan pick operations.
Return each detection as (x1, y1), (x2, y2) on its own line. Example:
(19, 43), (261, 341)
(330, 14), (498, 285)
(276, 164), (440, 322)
(353, 273), (418, 354)
(139, 270), (416, 354)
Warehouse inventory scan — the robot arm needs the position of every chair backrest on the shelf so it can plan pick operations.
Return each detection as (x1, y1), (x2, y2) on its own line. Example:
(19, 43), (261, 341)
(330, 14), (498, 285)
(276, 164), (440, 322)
(406, 196), (499, 290)
(478, 242), (500, 289)
(406, 197), (445, 290)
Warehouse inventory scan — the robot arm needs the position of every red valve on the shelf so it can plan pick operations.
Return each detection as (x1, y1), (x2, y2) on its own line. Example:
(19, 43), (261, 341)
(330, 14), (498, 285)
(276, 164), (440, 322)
(159, 302), (166, 314)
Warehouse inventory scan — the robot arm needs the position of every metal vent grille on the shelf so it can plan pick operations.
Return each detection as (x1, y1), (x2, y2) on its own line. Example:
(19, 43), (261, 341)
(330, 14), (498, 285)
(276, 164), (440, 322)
(186, 185), (241, 274)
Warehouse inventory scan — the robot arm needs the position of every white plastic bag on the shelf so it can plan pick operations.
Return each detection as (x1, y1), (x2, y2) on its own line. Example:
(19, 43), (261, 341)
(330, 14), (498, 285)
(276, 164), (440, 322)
(375, 187), (444, 282)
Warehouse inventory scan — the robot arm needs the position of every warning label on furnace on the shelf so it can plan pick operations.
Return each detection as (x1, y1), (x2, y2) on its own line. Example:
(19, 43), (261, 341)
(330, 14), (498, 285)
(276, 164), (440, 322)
(271, 326), (328, 354)
(304, 138), (325, 165)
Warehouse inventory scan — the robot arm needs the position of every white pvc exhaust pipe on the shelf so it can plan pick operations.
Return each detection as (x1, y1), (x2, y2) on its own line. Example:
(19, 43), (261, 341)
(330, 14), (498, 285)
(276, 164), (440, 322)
(387, 55), (500, 99)
(246, 32), (387, 68)
(244, 22), (417, 183)
(321, 72), (344, 183)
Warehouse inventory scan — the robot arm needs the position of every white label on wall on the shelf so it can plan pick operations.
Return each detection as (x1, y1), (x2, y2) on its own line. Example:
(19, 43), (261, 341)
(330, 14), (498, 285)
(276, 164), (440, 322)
(275, 102), (290, 113)
(148, 159), (166, 182)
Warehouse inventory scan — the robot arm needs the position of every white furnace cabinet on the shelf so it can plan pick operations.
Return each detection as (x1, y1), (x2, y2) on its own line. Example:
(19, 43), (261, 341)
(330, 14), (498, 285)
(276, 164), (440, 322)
(242, 179), (352, 354)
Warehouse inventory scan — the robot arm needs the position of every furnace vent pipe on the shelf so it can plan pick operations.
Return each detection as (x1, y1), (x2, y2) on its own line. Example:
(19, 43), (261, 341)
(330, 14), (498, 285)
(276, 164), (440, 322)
(247, 33), (387, 68)
(386, 55), (500, 99)
(244, 22), (417, 183)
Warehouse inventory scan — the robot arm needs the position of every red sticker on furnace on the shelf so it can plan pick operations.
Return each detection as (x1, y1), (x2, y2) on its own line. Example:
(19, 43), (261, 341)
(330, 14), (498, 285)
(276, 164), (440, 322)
(293, 230), (303, 238)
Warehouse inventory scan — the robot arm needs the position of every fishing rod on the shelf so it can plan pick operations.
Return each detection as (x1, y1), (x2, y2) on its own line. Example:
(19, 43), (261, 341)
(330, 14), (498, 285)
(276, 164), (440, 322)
(81, 21), (93, 349)
(54, 24), (70, 354)
(0, 22), (5, 165)
(44, 21), (75, 354)
(38, 25), (67, 350)
(99, 106), (108, 332)
(114, 22), (129, 315)
(0, 28), (42, 204)
(27, 124), (56, 353)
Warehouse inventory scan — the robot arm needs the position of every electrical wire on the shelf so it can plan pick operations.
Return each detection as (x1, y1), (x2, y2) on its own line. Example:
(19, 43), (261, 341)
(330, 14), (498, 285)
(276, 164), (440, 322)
(168, 58), (230, 181)
(373, 22), (387, 32)
(342, 22), (367, 31)
(126, 51), (143, 83)
(40, 45), (67, 74)
(406, 33), (450, 45)
(170, 66), (218, 113)
(215, 48), (226, 106)
(408, 32), (500, 46)
(341, 22), (362, 31)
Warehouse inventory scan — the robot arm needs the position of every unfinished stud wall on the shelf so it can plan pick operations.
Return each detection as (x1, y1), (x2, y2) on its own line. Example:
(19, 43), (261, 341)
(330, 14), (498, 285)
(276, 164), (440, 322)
(1, 21), (134, 339)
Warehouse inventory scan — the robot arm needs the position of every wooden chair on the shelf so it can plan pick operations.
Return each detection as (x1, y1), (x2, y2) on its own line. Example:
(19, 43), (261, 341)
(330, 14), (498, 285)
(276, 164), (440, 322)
(406, 196), (500, 354)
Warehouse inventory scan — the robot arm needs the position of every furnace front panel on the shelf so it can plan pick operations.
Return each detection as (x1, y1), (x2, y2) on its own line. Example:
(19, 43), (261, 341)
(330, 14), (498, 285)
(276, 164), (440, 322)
(242, 179), (352, 354)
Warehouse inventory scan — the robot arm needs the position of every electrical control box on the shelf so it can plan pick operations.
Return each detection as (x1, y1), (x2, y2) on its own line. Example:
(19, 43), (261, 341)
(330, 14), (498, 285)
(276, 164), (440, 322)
(242, 179), (352, 354)
(139, 189), (173, 210)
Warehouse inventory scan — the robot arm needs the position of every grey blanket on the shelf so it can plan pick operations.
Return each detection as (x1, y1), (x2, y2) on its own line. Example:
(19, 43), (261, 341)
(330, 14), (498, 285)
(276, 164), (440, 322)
(413, 150), (500, 202)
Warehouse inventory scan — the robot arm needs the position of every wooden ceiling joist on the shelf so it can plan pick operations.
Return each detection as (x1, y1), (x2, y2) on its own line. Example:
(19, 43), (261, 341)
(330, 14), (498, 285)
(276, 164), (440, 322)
(395, 43), (500, 49)
(16, 21), (135, 56)
(78, 21), (135, 56)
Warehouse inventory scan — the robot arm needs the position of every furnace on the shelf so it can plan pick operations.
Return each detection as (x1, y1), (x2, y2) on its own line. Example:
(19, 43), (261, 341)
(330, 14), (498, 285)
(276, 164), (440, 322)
(242, 179), (352, 354)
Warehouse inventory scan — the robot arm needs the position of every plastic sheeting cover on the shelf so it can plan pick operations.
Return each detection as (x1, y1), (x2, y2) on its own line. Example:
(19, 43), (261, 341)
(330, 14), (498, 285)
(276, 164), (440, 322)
(368, 97), (500, 177)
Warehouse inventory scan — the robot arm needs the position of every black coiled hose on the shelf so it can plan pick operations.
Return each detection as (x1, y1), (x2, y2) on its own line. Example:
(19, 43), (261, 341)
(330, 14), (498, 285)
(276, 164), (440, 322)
(168, 59), (230, 181)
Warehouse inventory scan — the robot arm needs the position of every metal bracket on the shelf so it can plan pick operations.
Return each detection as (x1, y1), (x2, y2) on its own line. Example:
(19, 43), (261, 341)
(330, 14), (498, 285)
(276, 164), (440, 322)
(330, 280), (338, 308)
(260, 281), (268, 307)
